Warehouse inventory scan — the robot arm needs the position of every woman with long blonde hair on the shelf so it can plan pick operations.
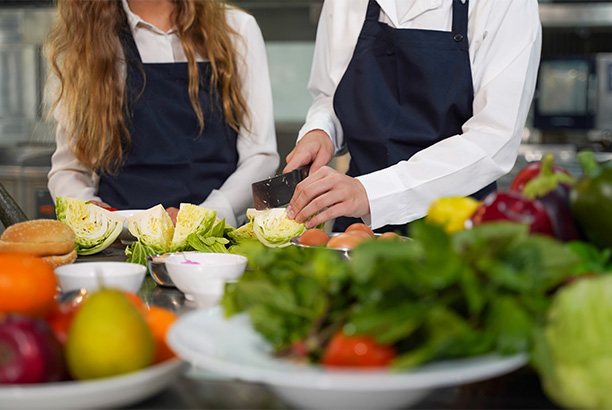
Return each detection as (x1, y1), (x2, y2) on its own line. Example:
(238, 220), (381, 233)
(45, 0), (279, 226)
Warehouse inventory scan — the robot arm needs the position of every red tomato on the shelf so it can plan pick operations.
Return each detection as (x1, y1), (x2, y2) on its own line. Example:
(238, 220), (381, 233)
(345, 223), (375, 237)
(321, 332), (397, 367)
(45, 305), (79, 347)
(298, 228), (329, 246)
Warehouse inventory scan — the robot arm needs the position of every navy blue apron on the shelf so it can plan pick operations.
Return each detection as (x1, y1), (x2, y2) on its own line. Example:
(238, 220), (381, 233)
(97, 27), (238, 210)
(332, 0), (494, 234)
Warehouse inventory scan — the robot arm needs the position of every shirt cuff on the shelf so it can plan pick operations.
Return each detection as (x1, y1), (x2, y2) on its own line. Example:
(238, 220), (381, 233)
(298, 119), (343, 154)
(356, 169), (416, 230)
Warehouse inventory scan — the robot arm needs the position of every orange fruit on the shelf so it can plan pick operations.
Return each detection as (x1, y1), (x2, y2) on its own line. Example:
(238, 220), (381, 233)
(122, 291), (146, 313)
(0, 253), (57, 317)
(144, 306), (178, 364)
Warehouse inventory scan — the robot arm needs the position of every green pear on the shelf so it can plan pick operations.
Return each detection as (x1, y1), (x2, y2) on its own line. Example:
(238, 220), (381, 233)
(65, 289), (154, 380)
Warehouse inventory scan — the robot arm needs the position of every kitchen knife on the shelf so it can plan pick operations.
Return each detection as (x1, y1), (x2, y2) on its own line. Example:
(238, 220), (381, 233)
(252, 165), (310, 210)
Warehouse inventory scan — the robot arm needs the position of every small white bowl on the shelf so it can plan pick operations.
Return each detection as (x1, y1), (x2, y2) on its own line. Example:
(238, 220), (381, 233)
(55, 261), (146, 294)
(164, 252), (247, 306)
(112, 209), (144, 244)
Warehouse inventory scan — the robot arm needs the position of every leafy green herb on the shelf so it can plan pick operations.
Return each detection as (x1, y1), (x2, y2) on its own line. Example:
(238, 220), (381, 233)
(221, 220), (585, 370)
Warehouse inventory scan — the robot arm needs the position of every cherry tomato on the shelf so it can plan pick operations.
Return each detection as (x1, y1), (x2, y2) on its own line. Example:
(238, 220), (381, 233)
(321, 332), (397, 367)
(327, 233), (365, 249)
(298, 228), (329, 246)
(345, 223), (375, 237)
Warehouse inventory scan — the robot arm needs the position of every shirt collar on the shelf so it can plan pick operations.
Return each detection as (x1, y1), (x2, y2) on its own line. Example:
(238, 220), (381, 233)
(376, 0), (443, 26)
(121, 0), (175, 35)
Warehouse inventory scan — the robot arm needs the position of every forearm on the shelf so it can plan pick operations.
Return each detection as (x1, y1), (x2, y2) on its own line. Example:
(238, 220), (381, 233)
(47, 124), (100, 204)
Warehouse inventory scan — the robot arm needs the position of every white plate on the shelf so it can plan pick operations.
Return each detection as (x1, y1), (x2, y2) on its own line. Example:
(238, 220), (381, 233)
(112, 209), (143, 244)
(0, 358), (187, 409)
(167, 308), (528, 409)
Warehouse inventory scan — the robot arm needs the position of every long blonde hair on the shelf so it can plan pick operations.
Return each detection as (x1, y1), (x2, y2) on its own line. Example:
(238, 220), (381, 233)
(44, 0), (248, 174)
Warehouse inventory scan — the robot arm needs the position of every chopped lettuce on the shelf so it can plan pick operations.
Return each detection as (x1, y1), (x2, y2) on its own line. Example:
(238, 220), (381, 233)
(227, 222), (257, 243)
(55, 197), (124, 255)
(171, 203), (216, 251)
(127, 204), (174, 253)
(247, 208), (306, 248)
(187, 217), (230, 253)
(124, 203), (232, 265)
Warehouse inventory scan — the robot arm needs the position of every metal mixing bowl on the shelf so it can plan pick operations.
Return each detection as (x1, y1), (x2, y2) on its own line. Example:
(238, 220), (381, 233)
(146, 253), (176, 288)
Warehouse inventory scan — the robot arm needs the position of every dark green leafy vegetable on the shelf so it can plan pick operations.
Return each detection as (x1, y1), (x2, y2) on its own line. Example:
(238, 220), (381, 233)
(570, 150), (612, 250)
(222, 220), (583, 370)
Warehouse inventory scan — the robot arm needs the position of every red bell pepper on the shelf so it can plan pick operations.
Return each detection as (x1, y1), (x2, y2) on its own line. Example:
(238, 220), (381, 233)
(511, 154), (579, 242)
(470, 190), (555, 236)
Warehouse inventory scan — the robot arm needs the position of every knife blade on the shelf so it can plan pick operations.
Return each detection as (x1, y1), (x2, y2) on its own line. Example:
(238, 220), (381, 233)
(252, 165), (310, 210)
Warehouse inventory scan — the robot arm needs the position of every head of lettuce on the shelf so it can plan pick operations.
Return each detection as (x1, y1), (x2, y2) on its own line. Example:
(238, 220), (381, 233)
(533, 274), (612, 409)
(55, 197), (125, 255)
(246, 208), (306, 248)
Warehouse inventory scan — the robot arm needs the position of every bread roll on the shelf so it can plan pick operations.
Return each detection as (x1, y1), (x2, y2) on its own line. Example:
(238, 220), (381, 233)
(0, 220), (76, 267)
(42, 250), (78, 268)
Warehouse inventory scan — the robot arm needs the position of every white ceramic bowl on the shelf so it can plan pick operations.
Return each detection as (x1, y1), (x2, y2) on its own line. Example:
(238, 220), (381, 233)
(112, 209), (143, 244)
(55, 261), (147, 294)
(164, 252), (247, 306)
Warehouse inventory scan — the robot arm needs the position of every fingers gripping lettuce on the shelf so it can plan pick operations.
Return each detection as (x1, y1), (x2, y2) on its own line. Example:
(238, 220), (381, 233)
(55, 197), (124, 255)
(247, 208), (306, 248)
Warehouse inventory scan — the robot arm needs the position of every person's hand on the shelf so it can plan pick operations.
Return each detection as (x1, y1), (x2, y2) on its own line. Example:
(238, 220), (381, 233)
(286, 166), (370, 228)
(283, 129), (335, 174)
(166, 207), (179, 225)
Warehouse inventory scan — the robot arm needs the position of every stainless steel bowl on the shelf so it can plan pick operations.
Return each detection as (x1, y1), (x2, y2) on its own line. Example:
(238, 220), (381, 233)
(290, 232), (409, 261)
(146, 253), (176, 288)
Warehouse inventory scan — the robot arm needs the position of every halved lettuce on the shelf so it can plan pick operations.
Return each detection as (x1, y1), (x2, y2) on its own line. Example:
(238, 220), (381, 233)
(55, 197), (124, 255)
(171, 203), (217, 251)
(247, 208), (306, 248)
(127, 204), (174, 254)
(227, 221), (257, 243)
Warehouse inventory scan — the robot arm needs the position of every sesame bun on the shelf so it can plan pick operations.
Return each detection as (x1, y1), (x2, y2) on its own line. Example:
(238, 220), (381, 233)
(0, 220), (76, 264)
(42, 249), (78, 268)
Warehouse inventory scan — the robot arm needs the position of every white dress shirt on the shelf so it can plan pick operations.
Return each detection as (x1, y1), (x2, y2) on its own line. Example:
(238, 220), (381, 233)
(299, 0), (542, 229)
(47, 1), (279, 227)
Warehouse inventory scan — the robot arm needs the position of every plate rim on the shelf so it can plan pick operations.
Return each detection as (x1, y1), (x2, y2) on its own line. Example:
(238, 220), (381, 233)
(167, 308), (527, 392)
(0, 358), (186, 408)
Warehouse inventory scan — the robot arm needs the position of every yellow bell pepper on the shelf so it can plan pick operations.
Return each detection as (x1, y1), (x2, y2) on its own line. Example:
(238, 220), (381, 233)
(425, 196), (480, 234)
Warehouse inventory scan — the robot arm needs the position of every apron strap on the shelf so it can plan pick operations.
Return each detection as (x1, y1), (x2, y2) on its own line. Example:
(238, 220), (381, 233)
(452, 0), (469, 50)
(119, 23), (143, 65)
(365, 0), (381, 22)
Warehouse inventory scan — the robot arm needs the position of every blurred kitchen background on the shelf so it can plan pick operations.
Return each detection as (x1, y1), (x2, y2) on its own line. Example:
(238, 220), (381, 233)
(1, 0), (612, 221)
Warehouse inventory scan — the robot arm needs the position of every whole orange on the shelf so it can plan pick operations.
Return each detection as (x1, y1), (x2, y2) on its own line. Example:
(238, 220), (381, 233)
(122, 291), (146, 313)
(0, 253), (58, 317)
(144, 306), (178, 363)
